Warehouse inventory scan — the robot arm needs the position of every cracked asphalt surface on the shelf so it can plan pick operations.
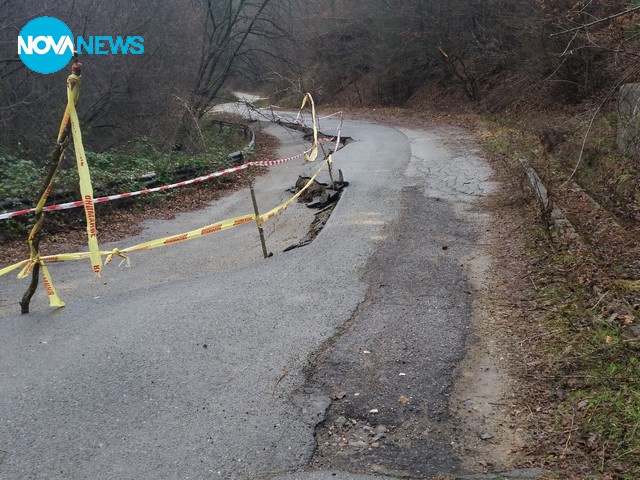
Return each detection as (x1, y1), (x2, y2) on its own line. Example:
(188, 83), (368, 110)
(0, 112), (498, 479)
(307, 186), (476, 477)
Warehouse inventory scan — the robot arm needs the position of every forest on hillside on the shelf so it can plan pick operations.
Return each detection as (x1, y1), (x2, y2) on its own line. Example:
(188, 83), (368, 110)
(0, 0), (639, 155)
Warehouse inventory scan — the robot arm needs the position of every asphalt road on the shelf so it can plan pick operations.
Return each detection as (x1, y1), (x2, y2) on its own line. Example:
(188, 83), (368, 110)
(0, 110), (497, 479)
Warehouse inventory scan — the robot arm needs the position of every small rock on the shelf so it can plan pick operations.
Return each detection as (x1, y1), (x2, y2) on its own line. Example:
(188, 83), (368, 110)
(348, 440), (367, 448)
(370, 442), (380, 448)
(332, 391), (347, 400)
(375, 425), (388, 433)
(335, 416), (347, 428)
(480, 432), (494, 440)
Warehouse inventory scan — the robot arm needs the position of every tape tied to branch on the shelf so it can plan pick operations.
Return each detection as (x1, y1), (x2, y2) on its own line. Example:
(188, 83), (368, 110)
(300, 93), (319, 162)
(0, 157), (331, 307)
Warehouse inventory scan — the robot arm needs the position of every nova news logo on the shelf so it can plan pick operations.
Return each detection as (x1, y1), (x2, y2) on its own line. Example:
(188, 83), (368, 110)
(18, 16), (144, 74)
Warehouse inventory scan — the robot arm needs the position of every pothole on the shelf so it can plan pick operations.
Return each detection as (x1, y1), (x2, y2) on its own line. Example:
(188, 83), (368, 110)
(284, 171), (349, 252)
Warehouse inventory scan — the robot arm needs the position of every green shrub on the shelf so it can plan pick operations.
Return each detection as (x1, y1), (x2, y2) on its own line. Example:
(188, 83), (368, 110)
(2, 121), (250, 205)
(0, 151), (44, 199)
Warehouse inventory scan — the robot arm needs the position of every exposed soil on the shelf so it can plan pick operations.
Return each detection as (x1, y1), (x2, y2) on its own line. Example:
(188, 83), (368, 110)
(307, 187), (473, 478)
(450, 117), (639, 480)
(450, 211), (533, 473)
(450, 159), (547, 477)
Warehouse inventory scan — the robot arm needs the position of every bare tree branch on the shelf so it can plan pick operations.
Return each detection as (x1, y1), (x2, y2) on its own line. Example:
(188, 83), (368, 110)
(551, 5), (640, 37)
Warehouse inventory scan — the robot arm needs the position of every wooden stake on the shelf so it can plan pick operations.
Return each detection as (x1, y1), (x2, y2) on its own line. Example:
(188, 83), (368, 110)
(249, 178), (269, 259)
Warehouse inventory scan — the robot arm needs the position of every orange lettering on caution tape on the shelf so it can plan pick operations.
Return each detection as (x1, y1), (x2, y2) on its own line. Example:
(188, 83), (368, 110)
(42, 272), (55, 296)
(43, 182), (54, 199)
(233, 217), (253, 226)
(164, 233), (188, 245)
(201, 224), (222, 235)
(84, 195), (97, 238)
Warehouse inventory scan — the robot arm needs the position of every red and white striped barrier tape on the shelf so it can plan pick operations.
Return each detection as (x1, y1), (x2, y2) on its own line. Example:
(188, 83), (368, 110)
(0, 163), (250, 220)
(1, 99), (345, 222)
(0, 145), (320, 221)
(247, 150), (308, 167)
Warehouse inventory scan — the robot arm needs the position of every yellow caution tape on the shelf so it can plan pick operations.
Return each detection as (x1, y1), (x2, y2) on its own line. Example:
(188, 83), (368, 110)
(4, 71), (100, 310)
(104, 248), (130, 267)
(0, 259), (30, 277)
(0, 96), (331, 309)
(41, 263), (65, 307)
(0, 258), (65, 307)
(17, 257), (37, 279)
(118, 213), (256, 255)
(25, 81), (74, 261)
(67, 74), (102, 275)
(301, 93), (319, 162)
(260, 157), (328, 222)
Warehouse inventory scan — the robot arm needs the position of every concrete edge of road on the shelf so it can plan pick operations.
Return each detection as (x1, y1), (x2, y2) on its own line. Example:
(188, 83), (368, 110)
(518, 158), (577, 238)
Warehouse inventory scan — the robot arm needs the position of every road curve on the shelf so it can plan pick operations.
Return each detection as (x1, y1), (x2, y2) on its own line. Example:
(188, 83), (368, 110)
(0, 115), (496, 479)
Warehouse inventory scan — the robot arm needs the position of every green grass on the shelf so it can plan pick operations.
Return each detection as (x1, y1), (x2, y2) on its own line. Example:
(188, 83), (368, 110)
(0, 153), (44, 199)
(1, 122), (248, 198)
(534, 243), (640, 479)
(482, 136), (511, 157)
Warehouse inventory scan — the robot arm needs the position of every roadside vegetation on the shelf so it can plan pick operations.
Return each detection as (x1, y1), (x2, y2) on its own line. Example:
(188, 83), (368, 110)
(474, 116), (640, 479)
(0, 115), (252, 242)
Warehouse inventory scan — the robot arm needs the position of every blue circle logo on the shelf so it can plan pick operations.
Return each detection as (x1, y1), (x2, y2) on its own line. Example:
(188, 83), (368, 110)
(18, 17), (73, 74)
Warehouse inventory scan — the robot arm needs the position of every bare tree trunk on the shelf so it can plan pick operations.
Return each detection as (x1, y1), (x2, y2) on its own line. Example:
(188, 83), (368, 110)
(19, 127), (72, 313)
(173, 0), (276, 147)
